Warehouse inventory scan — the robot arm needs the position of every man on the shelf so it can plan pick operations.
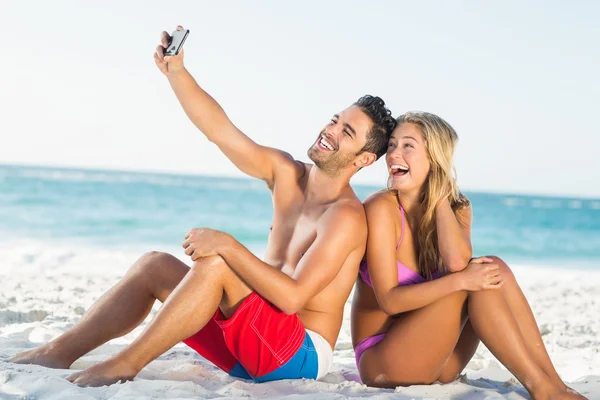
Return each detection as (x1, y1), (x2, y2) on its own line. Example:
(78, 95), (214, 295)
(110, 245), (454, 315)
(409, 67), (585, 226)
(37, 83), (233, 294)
(11, 26), (396, 386)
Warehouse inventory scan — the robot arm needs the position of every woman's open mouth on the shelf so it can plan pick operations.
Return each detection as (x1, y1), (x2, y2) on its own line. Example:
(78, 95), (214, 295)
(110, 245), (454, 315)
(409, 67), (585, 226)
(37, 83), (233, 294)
(390, 164), (409, 177)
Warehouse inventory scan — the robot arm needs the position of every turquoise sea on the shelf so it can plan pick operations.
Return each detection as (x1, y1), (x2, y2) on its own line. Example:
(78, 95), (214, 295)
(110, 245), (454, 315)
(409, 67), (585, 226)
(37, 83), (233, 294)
(1, 164), (599, 269)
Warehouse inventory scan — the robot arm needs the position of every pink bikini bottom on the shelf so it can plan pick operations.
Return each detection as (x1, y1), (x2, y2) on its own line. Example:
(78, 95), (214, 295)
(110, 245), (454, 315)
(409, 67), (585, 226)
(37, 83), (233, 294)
(354, 333), (386, 367)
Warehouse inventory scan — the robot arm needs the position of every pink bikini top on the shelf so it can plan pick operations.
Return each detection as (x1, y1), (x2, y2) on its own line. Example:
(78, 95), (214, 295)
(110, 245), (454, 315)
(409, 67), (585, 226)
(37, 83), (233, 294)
(359, 205), (439, 287)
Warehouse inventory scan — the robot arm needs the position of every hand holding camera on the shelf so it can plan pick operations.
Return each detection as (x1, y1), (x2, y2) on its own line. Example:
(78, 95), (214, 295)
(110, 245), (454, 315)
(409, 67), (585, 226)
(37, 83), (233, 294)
(154, 25), (189, 76)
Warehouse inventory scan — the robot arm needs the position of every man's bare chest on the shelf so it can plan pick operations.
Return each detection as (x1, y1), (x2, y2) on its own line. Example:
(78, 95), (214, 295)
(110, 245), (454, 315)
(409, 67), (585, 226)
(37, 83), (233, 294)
(264, 205), (324, 271)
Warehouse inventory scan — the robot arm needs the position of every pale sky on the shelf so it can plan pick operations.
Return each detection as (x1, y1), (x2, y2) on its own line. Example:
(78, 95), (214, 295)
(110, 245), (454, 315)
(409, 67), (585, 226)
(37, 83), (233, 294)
(1, 1), (599, 198)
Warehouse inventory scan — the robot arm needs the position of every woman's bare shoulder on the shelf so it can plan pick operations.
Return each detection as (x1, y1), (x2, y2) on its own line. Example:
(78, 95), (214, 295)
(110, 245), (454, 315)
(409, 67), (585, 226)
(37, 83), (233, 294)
(363, 190), (398, 213)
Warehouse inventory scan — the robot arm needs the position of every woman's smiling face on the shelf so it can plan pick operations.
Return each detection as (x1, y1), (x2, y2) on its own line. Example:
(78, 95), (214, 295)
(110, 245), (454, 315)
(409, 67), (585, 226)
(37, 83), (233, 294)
(386, 122), (431, 192)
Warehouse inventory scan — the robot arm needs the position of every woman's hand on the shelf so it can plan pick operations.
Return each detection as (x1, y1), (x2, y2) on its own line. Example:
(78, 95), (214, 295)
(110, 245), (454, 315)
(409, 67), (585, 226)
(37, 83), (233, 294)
(458, 256), (503, 291)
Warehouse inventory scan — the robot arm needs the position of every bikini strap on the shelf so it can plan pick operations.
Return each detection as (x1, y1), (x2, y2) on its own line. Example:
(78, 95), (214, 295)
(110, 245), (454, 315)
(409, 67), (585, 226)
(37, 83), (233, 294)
(396, 205), (405, 250)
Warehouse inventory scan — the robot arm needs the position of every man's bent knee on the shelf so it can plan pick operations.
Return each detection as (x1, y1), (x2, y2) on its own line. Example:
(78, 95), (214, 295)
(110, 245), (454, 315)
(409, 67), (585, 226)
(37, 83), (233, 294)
(191, 256), (252, 315)
(191, 255), (229, 276)
(139, 251), (172, 263)
(190, 256), (249, 297)
(132, 251), (187, 279)
(136, 251), (173, 268)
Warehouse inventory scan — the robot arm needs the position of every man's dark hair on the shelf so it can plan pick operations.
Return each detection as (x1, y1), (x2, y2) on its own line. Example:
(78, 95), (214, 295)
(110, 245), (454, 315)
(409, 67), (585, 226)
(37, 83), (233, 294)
(354, 95), (396, 159)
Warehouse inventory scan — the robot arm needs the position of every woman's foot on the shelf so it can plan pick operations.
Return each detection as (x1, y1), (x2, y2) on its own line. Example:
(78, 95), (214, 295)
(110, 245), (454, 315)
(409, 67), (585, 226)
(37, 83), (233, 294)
(66, 356), (139, 387)
(560, 387), (588, 400)
(533, 386), (588, 400)
(551, 378), (587, 399)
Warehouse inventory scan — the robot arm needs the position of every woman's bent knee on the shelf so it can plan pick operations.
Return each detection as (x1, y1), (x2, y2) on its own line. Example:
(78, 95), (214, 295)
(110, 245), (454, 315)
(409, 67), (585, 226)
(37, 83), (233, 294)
(445, 289), (468, 304)
(486, 255), (516, 283)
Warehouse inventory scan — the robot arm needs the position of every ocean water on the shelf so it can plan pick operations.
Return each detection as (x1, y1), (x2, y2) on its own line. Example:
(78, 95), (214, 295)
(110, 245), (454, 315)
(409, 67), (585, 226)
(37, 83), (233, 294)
(1, 164), (599, 270)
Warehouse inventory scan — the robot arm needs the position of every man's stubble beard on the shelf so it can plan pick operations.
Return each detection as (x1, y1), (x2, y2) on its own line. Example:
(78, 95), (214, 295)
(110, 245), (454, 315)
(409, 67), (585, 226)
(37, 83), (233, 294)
(307, 146), (356, 178)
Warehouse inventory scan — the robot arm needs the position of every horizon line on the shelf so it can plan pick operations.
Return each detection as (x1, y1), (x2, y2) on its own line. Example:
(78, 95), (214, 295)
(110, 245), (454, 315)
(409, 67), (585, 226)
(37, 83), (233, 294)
(2, 161), (599, 201)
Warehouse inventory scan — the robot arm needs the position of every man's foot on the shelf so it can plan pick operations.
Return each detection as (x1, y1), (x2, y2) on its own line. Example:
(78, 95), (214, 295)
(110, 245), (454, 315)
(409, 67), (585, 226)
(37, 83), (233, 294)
(66, 357), (139, 387)
(10, 345), (73, 369)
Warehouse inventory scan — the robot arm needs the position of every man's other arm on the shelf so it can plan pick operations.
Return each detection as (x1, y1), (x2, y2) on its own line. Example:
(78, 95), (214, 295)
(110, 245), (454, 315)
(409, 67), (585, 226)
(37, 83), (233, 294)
(216, 205), (366, 314)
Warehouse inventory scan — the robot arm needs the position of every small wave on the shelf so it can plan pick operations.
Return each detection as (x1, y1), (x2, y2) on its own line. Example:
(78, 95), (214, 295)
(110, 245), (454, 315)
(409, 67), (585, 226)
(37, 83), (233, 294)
(503, 197), (526, 207)
(530, 199), (562, 209)
(568, 200), (583, 209)
(3, 166), (264, 192)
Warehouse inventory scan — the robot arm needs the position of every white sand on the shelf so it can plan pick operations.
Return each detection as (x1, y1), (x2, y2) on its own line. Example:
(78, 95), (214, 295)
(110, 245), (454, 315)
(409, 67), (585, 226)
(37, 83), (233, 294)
(1, 240), (599, 399)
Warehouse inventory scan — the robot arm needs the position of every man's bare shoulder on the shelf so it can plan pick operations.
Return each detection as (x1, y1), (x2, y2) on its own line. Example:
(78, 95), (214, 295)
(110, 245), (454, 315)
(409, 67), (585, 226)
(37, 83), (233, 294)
(268, 149), (308, 186)
(319, 197), (367, 242)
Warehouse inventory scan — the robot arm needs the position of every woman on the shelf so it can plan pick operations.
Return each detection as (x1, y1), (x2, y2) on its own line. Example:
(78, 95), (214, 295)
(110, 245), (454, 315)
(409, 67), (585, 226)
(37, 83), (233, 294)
(351, 111), (583, 399)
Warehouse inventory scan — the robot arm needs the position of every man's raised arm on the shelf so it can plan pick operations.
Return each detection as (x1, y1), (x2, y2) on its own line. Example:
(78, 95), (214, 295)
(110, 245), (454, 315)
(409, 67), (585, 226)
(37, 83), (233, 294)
(154, 26), (289, 185)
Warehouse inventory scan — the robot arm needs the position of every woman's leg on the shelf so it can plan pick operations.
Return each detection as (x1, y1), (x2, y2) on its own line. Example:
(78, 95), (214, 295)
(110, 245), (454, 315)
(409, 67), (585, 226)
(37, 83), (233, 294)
(438, 257), (583, 398)
(10, 252), (189, 369)
(361, 287), (573, 399)
(359, 290), (470, 387)
(466, 283), (576, 399)
(489, 256), (571, 391)
(436, 318), (479, 383)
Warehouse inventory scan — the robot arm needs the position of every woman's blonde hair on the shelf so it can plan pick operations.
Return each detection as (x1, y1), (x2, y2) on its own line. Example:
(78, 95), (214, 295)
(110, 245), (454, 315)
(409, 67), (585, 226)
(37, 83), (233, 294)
(392, 111), (470, 280)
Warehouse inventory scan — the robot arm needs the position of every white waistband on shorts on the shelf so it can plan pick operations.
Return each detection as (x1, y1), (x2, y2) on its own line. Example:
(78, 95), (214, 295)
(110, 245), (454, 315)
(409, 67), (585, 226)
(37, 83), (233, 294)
(305, 328), (333, 380)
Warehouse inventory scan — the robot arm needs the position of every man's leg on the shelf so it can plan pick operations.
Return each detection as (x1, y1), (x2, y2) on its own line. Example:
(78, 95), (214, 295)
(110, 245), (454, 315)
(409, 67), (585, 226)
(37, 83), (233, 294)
(11, 252), (190, 369)
(66, 254), (252, 387)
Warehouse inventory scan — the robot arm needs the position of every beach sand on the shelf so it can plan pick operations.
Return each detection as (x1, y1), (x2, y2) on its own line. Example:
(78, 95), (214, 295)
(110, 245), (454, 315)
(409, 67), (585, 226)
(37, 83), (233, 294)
(1, 242), (599, 399)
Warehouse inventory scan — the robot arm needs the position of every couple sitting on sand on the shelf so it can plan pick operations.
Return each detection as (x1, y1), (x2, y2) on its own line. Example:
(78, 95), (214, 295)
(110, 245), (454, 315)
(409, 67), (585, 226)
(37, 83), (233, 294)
(11, 27), (584, 399)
